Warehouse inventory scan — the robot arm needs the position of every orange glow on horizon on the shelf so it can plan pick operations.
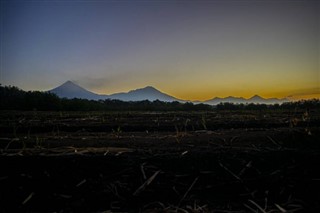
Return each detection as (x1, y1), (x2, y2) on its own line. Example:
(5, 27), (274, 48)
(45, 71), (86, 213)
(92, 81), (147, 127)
(93, 86), (320, 102)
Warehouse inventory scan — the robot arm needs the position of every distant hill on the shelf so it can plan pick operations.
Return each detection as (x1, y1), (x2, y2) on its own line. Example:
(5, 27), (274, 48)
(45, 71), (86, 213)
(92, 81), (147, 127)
(49, 81), (287, 104)
(205, 95), (287, 105)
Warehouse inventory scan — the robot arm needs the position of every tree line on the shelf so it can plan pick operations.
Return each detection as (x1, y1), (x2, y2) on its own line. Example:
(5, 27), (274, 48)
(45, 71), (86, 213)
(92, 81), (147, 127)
(0, 85), (212, 111)
(1, 85), (319, 111)
(216, 100), (320, 111)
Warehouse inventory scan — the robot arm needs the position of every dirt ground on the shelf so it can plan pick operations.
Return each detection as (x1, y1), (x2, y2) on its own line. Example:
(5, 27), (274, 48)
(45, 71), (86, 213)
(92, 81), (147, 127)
(0, 110), (320, 212)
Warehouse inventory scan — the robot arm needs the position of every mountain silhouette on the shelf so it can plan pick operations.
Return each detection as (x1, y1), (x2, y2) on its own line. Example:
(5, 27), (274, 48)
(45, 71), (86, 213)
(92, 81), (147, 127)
(49, 81), (181, 102)
(205, 95), (287, 105)
(108, 86), (181, 102)
(49, 81), (287, 104)
(249, 95), (265, 102)
(49, 81), (102, 100)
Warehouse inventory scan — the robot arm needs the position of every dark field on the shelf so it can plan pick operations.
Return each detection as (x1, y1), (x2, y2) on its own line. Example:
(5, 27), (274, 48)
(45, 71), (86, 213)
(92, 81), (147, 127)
(1, 110), (320, 212)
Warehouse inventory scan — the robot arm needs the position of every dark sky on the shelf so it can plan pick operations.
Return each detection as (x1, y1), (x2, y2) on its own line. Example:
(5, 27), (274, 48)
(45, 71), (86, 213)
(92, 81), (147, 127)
(1, 0), (319, 100)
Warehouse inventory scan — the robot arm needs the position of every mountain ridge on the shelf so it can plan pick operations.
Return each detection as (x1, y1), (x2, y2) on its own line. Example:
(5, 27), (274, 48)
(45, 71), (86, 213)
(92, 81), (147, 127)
(107, 85), (182, 102)
(204, 95), (286, 105)
(49, 81), (181, 102)
(49, 81), (288, 104)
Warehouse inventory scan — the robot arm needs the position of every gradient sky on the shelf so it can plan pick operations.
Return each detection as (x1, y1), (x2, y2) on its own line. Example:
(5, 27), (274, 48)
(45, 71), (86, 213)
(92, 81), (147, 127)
(1, 0), (319, 100)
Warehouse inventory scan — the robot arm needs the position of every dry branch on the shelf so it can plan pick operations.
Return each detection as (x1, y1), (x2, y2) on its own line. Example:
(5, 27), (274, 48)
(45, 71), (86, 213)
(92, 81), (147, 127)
(140, 163), (147, 180)
(219, 161), (241, 181)
(76, 179), (86, 187)
(267, 136), (281, 148)
(178, 176), (199, 206)
(238, 161), (253, 177)
(274, 203), (287, 212)
(133, 170), (160, 196)
(248, 199), (267, 213)
(22, 192), (34, 205)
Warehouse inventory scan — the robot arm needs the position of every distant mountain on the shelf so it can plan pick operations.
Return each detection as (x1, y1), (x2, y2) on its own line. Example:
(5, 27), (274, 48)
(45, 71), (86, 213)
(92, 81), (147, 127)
(108, 86), (181, 102)
(49, 81), (102, 100)
(248, 95), (266, 103)
(49, 81), (287, 104)
(207, 96), (247, 105)
(49, 81), (181, 102)
(205, 95), (287, 105)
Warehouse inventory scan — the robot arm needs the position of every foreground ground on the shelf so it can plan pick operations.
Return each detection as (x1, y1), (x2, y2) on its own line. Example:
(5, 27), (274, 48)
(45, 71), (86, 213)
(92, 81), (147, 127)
(0, 110), (320, 212)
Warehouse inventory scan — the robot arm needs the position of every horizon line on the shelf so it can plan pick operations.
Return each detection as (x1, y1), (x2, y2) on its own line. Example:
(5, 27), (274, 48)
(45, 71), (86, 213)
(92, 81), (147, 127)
(2, 81), (319, 101)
